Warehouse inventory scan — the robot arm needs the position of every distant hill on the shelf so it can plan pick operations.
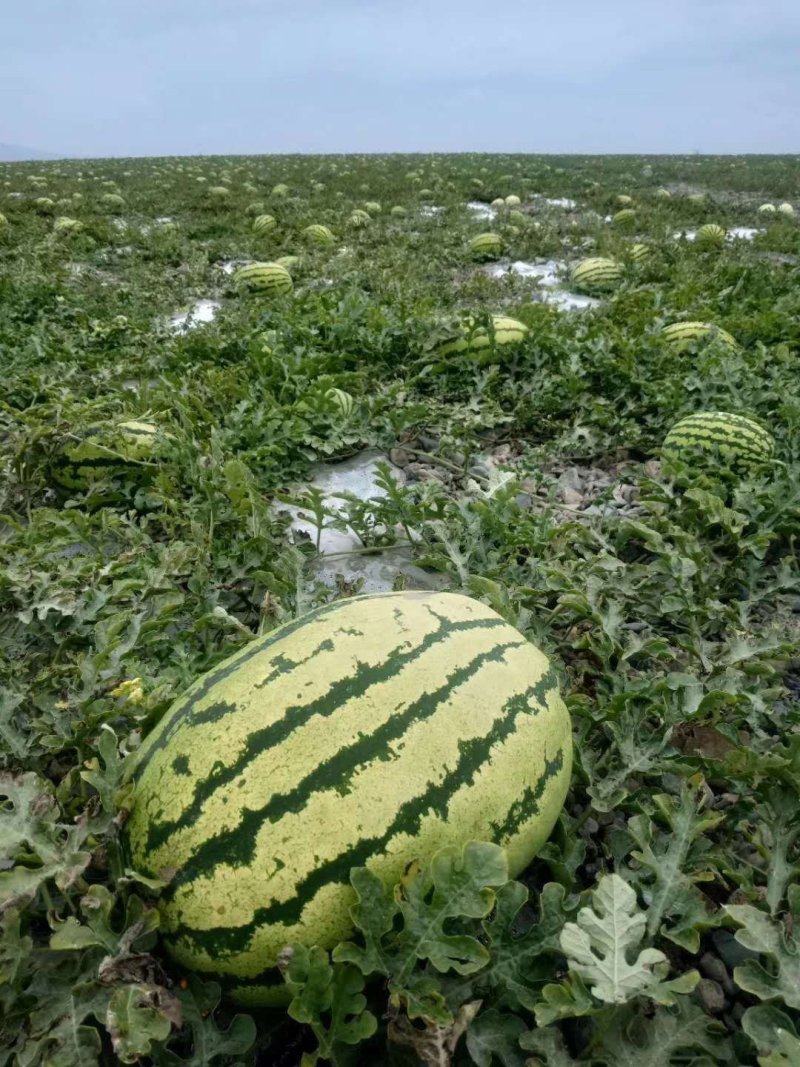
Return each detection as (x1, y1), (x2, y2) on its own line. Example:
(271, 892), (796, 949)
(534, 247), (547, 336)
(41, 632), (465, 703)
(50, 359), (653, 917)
(0, 143), (59, 162)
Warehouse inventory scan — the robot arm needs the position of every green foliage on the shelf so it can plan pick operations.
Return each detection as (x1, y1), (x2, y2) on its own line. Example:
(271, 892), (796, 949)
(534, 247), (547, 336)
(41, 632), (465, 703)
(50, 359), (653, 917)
(1, 151), (799, 1063)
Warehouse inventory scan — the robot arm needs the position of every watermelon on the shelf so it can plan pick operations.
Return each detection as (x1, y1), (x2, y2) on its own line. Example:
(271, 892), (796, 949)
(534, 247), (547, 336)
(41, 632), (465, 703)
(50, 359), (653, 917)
(628, 243), (650, 263)
(662, 412), (774, 471)
(303, 223), (335, 247)
(612, 208), (636, 229)
(348, 210), (371, 229)
(778, 203), (795, 218)
(696, 223), (726, 246)
(252, 214), (277, 235)
(687, 193), (706, 204)
(208, 186), (230, 200)
(571, 257), (623, 293)
(124, 591), (572, 1005)
(470, 232), (503, 260)
(758, 203), (776, 215)
(654, 188), (672, 200)
(53, 217), (83, 234)
(52, 419), (167, 492)
(274, 255), (301, 272)
(661, 321), (736, 353)
(33, 197), (55, 212)
(490, 197), (505, 209)
(325, 387), (355, 419)
(390, 205), (407, 218)
(234, 262), (293, 296)
(363, 201), (381, 215)
(505, 195), (521, 206)
(271, 183), (289, 198)
(616, 194), (634, 206)
(101, 193), (125, 211)
(435, 315), (528, 364)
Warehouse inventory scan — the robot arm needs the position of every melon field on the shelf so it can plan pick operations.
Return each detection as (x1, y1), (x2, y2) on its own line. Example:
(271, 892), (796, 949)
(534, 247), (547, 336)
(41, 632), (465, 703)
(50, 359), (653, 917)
(1, 153), (799, 1066)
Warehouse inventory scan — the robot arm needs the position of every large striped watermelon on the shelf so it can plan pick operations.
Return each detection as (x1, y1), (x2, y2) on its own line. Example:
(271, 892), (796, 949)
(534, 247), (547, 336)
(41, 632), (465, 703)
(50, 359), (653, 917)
(662, 411), (774, 472)
(571, 257), (623, 293)
(234, 262), (293, 296)
(124, 591), (572, 1005)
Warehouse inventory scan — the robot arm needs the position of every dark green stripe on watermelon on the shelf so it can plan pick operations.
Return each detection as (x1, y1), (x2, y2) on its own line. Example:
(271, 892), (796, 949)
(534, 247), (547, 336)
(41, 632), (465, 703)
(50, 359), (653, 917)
(164, 679), (562, 958)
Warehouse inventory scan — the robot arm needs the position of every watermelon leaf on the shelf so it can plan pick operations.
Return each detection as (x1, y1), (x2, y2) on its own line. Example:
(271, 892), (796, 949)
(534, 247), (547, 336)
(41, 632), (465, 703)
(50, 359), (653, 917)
(725, 884), (800, 1009)
(104, 983), (177, 1064)
(741, 1004), (800, 1066)
(541, 874), (698, 1014)
(464, 1007), (527, 1067)
(281, 944), (378, 1066)
(618, 784), (724, 951)
(593, 997), (729, 1066)
(156, 978), (256, 1067)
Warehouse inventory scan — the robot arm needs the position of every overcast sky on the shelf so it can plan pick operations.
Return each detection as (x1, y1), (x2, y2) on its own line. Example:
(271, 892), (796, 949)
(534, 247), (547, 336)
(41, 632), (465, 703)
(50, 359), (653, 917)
(3, 0), (799, 157)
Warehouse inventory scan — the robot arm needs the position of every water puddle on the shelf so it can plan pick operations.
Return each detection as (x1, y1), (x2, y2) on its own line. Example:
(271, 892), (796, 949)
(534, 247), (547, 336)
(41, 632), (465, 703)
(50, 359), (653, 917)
(279, 450), (447, 594)
(168, 299), (221, 333)
(538, 196), (577, 209)
(486, 260), (599, 311)
(467, 201), (496, 220)
(217, 258), (252, 275)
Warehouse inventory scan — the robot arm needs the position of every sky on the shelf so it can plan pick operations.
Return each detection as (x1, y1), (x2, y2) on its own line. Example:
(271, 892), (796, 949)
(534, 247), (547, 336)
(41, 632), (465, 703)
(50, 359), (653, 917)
(2, 0), (799, 158)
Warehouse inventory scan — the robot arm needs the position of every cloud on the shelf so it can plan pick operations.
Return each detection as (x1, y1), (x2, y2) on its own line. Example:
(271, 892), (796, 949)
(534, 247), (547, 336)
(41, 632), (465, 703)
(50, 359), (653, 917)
(1, 0), (798, 155)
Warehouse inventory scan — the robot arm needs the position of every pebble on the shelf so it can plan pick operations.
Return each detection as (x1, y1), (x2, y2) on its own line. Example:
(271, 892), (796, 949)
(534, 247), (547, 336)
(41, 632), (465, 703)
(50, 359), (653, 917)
(389, 447), (411, 468)
(699, 953), (735, 995)
(696, 978), (727, 1015)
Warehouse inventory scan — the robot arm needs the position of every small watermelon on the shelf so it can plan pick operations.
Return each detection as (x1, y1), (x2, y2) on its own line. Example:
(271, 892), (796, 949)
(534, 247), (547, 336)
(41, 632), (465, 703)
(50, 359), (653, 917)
(325, 388), (355, 419)
(571, 257), (623, 293)
(470, 232), (503, 260)
(234, 262), (293, 296)
(696, 223), (726, 247)
(52, 420), (169, 493)
(435, 315), (528, 365)
(662, 411), (774, 472)
(252, 214), (277, 235)
(661, 321), (736, 353)
(303, 224), (335, 247)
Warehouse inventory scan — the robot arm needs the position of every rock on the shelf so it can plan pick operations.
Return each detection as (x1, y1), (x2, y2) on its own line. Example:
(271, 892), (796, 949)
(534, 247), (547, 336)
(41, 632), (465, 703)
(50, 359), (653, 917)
(405, 463), (448, 484)
(699, 953), (734, 995)
(560, 488), (584, 508)
(696, 978), (727, 1015)
(417, 434), (440, 452)
(389, 447), (411, 467)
